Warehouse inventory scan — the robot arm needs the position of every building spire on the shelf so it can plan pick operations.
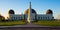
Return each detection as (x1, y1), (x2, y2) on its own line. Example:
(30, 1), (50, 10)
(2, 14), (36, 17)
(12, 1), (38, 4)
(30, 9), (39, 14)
(29, 2), (32, 14)
(29, 2), (31, 9)
(27, 2), (32, 23)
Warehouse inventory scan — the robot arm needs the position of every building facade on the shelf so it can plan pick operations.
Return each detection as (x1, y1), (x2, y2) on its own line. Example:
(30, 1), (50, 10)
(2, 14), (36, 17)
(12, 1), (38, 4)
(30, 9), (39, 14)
(7, 2), (54, 21)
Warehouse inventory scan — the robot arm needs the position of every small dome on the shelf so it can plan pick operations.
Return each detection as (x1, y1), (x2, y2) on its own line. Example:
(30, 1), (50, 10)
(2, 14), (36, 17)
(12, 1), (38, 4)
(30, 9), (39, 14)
(46, 9), (53, 14)
(8, 9), (15, 14)
(24, 9), (37, 14)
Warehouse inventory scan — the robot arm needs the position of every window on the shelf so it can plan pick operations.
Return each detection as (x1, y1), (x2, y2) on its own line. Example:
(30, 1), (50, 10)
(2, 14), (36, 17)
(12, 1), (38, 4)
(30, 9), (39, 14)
(46, 17), (47, 19)
(52, 17), (54, 19)
(41, 17), (42, 20)
(38, 17), (40, 20)
(48, 17), (49, 19)
(43, 17), (44, 19)
(14, 17), (15, 20)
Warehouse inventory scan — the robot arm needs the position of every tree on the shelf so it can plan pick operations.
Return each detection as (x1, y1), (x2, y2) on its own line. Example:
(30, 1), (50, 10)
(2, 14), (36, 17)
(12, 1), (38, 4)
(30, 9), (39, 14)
(0, 14), (5, 21)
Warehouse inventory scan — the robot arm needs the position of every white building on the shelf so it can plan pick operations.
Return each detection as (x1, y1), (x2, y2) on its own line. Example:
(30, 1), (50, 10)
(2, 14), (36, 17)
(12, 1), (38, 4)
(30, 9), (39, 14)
(7, 2), (54, 22)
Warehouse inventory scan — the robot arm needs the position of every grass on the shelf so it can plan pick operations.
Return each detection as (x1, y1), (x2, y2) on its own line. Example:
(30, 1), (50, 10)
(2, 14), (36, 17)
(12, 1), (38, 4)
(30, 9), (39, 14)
(32, 20), (60, 26)
(0, 20), (27, 26)
(1, 20), (60, 26)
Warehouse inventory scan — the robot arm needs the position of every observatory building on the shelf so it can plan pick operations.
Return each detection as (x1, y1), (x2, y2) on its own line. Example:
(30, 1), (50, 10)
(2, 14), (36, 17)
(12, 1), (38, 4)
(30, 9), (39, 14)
(7, 2), (54, 22)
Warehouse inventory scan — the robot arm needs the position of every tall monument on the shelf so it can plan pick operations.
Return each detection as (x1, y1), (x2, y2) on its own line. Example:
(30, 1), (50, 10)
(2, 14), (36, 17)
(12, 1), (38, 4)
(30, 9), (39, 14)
(27, 2), (32, 23)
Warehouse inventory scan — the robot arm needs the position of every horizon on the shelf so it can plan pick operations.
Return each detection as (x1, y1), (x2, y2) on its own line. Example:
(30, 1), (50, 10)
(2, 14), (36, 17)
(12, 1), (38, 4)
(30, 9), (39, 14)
(0, 0), (60, 19)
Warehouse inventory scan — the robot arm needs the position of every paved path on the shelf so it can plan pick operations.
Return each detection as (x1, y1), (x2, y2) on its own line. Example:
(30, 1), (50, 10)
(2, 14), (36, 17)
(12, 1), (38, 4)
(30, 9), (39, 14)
(0, 27), (60, 30)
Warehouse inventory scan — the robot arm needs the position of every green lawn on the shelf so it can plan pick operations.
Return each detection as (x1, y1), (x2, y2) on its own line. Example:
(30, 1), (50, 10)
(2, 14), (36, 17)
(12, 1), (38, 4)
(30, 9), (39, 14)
(32, 20), (60, 26)
(0, 20), (27, 26)
(1, 20), (60, 26)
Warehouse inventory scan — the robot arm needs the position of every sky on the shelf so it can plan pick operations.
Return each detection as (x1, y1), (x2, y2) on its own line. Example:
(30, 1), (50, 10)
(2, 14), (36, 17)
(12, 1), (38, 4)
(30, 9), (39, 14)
(0, 0), (60, 19)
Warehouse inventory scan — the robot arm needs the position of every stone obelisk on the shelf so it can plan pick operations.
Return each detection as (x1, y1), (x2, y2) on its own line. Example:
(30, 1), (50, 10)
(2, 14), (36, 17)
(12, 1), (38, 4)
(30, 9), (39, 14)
(27, 2), (32, 23)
